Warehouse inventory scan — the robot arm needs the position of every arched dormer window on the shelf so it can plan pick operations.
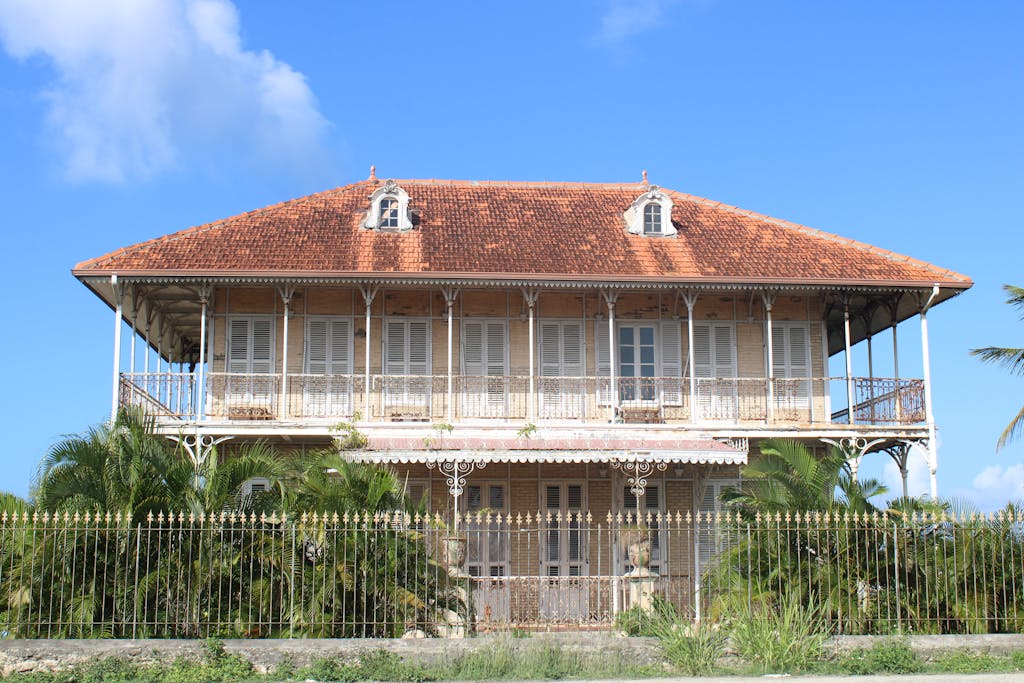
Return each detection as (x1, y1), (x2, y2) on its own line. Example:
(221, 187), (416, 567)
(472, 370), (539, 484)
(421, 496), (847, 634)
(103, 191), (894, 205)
(643, 202), (662, 235)
(364, 179), (414, 231)
(624, 186), (676, 236)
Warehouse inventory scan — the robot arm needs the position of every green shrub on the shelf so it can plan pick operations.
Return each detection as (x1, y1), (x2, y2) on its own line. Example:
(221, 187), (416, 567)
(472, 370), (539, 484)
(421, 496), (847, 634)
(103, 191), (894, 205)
(934, 649), (1010, 673)
(652, 618), (726, 676)
(840, 639), (922, 674)
(728, 592), (827, 673)
(615, 595), (680, 636)
(1012, 650), (1024, 669)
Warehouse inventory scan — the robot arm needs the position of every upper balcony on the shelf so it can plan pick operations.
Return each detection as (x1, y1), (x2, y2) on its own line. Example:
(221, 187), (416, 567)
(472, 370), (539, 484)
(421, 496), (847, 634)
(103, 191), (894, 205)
(120, 371), (924, 429)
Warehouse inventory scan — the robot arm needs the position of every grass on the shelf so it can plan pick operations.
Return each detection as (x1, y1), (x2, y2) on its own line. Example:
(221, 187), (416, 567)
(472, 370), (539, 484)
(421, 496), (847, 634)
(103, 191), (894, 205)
(2, 635), (1024, 681)
(726, 592), (828, 674)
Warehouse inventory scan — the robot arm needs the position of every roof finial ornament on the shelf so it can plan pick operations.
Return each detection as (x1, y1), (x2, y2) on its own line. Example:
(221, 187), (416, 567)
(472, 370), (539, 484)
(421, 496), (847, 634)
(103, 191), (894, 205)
(369, 165), (377, 182)
(642, 169), (648, 185)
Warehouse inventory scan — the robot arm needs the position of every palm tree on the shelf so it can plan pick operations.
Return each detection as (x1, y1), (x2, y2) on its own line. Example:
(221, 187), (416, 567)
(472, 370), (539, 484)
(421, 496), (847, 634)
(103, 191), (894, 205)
(971, 284), (1024, 449)
(721, 439), (887, 515)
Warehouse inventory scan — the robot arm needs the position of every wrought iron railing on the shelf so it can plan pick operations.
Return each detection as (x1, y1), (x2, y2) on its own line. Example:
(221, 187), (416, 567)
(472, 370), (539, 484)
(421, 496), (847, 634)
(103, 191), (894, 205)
(2, 508), (1020, 637)
(119, 373), (926, 426)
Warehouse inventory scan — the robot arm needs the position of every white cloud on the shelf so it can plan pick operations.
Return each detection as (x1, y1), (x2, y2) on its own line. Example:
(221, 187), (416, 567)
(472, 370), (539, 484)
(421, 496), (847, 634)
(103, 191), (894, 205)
(592, 0), (678, 48)
(0, 0), (328, 182)
(968, 464), (1024, 507)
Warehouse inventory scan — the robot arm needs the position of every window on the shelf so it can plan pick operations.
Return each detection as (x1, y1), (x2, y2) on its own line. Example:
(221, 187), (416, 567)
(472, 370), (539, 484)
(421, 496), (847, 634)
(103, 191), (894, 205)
(624, 187), (676, 236)
(225, 316), (275, 414)
(693, 322), (737, 420)
(595, 320), (684, 407)
(538, 321), (584, 418)
(303, 317), (353, 416)
(462, 320), (507, 416)
(465, 482), (508, 577)
(378, 197), (399, 228)
(383, 319), (431, 412)
(771, 322), (811, 415)
(642, 202), (662, 234)
(363, 179), (413, 231)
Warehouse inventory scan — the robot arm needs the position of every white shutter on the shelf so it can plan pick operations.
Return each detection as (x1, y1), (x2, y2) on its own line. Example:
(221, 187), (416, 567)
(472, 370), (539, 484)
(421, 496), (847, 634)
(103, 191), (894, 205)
(693, 323), (736, 420)
(540, 322), (583, 417)
(660, 321), (683, 405)
(306, 319), (328, 375)
(329, 319), (351, 375)
(772, 323), (810, 411)
(227, 318), (250, 374)
(595, 321), (611, 406)
(407, 321), (430, 376)
(463, 321), (485, 376)
(384, 319), (430, 409)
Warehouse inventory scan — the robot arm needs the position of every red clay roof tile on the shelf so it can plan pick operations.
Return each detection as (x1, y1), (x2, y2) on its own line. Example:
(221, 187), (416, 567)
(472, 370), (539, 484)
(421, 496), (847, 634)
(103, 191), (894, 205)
(72, 179), (971, 287)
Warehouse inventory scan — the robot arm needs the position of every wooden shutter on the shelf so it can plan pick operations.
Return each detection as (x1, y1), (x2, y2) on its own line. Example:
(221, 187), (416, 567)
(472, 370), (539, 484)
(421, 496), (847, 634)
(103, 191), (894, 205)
(693, 323), (736, 420)
(660, 320), (683, 405)
(540, 322), (583, 417)
(227, 318), (250, 374)
(305, 319), (328, 375)
(463, 321), (485, 376)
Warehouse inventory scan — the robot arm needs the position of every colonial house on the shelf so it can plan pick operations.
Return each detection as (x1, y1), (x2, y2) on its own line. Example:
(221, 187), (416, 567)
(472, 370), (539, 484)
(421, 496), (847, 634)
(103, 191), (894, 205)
(74, 171), (969, 623)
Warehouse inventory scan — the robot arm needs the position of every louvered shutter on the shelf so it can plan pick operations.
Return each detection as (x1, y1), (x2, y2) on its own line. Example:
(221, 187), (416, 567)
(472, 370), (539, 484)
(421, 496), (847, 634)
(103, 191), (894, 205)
(693, 324), (712, 418)
(539, 322), (583, 417)
(463, 321), (484, 376)
(772, 323), (810, 412)
(693, 324), (736, 420)
(660, 321), (683, 405)
(595, 321), (611, 405)
(385, 319), (430, 409)
(329, 320), (351, 375)
(305, 320), (328, 375)
(250, 319), (273, 374)
(227, 318), (250, 374)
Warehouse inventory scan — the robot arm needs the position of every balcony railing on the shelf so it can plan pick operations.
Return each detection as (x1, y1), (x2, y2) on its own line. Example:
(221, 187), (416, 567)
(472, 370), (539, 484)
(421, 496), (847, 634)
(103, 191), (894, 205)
(119, 372), (926, 427)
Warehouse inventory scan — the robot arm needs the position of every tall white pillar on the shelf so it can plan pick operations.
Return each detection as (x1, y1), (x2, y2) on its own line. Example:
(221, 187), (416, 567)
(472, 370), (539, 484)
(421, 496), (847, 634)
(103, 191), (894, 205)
(444, 288), (458, 422)
(524, 289), (538, 421)
(603, 291), (618, 421)
(197, 287), (210, 421)
(683, 292), (698, 424)
(919, 286), (940, 499)
(763, 292), (775, 424)
(110, 275), (122, 423)
(843, 298), (855, 425)
(361, 286), (378, 420)
(279, 287), (293, 419)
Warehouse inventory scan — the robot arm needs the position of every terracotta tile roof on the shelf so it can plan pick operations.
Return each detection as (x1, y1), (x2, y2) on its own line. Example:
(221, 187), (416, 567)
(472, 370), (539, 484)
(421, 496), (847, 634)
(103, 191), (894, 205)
(73, 179), (971, 288)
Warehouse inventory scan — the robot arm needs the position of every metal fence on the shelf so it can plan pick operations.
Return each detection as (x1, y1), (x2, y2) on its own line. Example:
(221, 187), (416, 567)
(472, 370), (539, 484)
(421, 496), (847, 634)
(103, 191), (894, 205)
(2, 508), (1019, 638)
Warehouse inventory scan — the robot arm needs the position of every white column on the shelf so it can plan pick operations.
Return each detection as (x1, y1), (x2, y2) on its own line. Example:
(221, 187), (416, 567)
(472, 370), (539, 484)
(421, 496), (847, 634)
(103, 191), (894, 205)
(763, 292), (775, 424)
(843, 298), (855, 425)
(524, 289), (539, 422)
(110, 275), (122, 423)
(444, 288), (458, 423)
(143, 318), (151, 374)
(279, 287), (293, 419)
(603, 291), (618, 421)
(683, 292), (697, 424)
(892, 322), (900, 381)
(920, 286), (939, 499)
(361, 286), (378, 420)
(197, 287), (210, 421)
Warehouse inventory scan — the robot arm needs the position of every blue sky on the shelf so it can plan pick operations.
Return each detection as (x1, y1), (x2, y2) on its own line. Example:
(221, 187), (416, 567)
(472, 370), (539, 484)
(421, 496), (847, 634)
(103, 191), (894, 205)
(0, 0), (1021, 508)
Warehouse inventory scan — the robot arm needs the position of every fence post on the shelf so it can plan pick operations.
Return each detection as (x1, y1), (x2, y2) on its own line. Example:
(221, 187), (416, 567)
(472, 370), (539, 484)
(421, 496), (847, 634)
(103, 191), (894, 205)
(893, 519), (901, 634)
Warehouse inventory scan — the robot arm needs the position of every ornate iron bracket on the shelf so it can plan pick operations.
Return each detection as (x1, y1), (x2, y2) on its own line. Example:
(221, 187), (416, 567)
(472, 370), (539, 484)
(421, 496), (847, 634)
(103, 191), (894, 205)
(821, 436), (886, 480)
(168, 433), (234, 467)
(426, 459), (487, 498)
(610, 455), (667, 498)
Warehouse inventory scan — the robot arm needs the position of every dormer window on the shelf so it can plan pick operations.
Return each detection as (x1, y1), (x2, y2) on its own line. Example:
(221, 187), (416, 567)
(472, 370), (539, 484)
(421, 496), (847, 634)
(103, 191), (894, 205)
(364, 179), (414, 231)
(643, 202), (662, 234)
(624, 186), (676, 236)
(379, 197), (399, 228)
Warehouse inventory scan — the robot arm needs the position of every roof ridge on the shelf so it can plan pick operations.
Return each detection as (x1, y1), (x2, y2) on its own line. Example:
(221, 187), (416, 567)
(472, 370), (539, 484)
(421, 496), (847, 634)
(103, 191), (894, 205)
(389, 178), (648, 190)
(663, 189), (971, 284)
(72, 179), (377, 271)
